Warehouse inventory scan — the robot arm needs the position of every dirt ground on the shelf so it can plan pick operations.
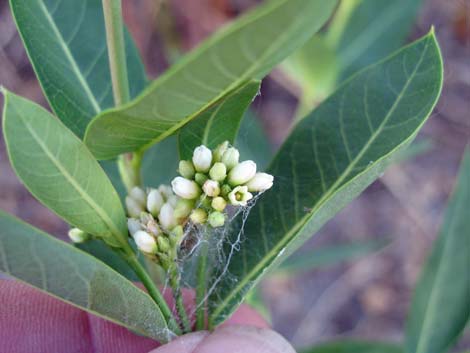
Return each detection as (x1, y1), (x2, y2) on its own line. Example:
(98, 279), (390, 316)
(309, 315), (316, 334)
(0, 0), (469, 349)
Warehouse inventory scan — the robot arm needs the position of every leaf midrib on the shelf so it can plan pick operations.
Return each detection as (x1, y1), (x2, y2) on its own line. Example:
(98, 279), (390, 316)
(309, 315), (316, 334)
(210, 37), (432, 322)
(15, 107), (125, 243)
(37, 0), (101, 113)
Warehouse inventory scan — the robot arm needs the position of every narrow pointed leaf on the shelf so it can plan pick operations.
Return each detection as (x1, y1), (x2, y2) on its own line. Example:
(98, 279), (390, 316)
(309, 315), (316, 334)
(2, 90), (128, 247)
(208, 32), (443, 326)
(300, 340), (404, 353)
(0, 211), (168, 341)
(84, 0), (338, 160)
(9, 0), (146, 138)
(178, 81), (260, 159)
(338, 0), (422, 79)
(405, 148), (470, 353)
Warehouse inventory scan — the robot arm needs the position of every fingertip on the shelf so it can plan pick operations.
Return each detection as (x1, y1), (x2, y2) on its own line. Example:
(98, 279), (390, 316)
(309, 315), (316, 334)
(149, 331), (208, 353)
(192, 325), (295, 353)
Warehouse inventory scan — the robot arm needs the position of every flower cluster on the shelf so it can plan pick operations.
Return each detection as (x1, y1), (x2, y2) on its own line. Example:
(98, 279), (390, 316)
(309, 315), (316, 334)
(171, 141), (274, 228)
(125, 185), (186, 261)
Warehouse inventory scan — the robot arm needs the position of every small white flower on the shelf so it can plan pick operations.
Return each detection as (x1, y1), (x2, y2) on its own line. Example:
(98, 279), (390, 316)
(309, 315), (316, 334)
(209, 162), (227, 182)
(221, 147), (240, 170)
(126, 196), (144, 218)
(68, 228), (89, 243)
(159, 203), (177, 230)
(133, 230), (157, 254)
(202, 180), (220, 197)
(171, 177), (201, 199)
(192, 145), (212, 172)
(178, 160), (195, 179)
(127, 218), (142, 236)
(158, 185), (174, 200)
(228, 160), (257, 186)
(228, 185), (253, 206)
(129, 187), (147, 207)
(147, 189), (164, 216)
(245, 173), (274, 192)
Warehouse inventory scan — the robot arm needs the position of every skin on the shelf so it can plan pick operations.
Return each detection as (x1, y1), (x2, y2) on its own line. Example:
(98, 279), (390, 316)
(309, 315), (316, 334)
(0, 280), (295, 353)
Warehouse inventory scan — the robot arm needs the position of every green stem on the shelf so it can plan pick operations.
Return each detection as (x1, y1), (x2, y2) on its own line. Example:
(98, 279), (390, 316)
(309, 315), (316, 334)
(102, 0), (130, 106)
(195, 241), (208, 330)
(325, 0), (362, 50)
(169, 264), (191, 333)
(125, 256), (182, 335)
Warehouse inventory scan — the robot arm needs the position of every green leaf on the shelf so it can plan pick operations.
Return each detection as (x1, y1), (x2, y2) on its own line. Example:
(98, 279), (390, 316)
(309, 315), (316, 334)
(76, 240), (137, 281)
(178, 81), (260, 159)
(9, 0), (146, 138)
(0, 211), (168, 341)
(279, 238), (390, 274)
(2, 90), (128, 248)
(84, 0), (338, 160)
(337, 0), (422, 79)
(236, 110), (272, 170)
(405, 148), (470, 353)
(208, 31), (443, 327)
(300, 340), (404, 353)
(283, 35), (339, 103)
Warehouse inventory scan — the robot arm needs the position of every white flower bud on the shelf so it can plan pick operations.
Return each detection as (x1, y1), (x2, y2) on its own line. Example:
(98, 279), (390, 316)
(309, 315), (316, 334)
(202, 180), (220, 197)
(167, 195), (180, 208)
(159, 203), (177, 230)
(245, 173), (274, 192)
(192, 145), (212, 172)
(208, 212), (225, 228)
(127, 218), (142, 236)
(209, 162), (227, 182)
(158, 185), (174, 200)
(228, 185), (253, 206)
(221, 147), (240, 170)
(213, 141), (229, 162)
(126, 196), (144, 218)
(178, 160), (195, 179)
(190, 208), (207, 224)
(129, 187), (147, 207)
(174, 199), (194, 222)
(147, 189), (164, 216)
(228, 160), (257, 186)
(171, 177), (201, 199)
(133, 230), (157, 254)
(68, 228), (89, 243)
(211, 197), (227, 212)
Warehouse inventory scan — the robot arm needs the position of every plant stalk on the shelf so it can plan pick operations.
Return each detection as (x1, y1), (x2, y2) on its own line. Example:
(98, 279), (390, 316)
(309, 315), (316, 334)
(325, 0), (362, 50)
(126, 255), (182, 335)
(195, 241), (209, 330)
(102, 0), (130, 106)
(169, 264), (192, 333)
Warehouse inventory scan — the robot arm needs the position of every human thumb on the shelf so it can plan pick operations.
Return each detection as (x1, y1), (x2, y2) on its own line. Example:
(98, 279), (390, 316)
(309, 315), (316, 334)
(150, 325), (296, 353)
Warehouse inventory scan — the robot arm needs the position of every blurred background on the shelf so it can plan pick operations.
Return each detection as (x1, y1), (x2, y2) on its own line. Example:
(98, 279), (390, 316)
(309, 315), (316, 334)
(0, 0), (469, 349)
